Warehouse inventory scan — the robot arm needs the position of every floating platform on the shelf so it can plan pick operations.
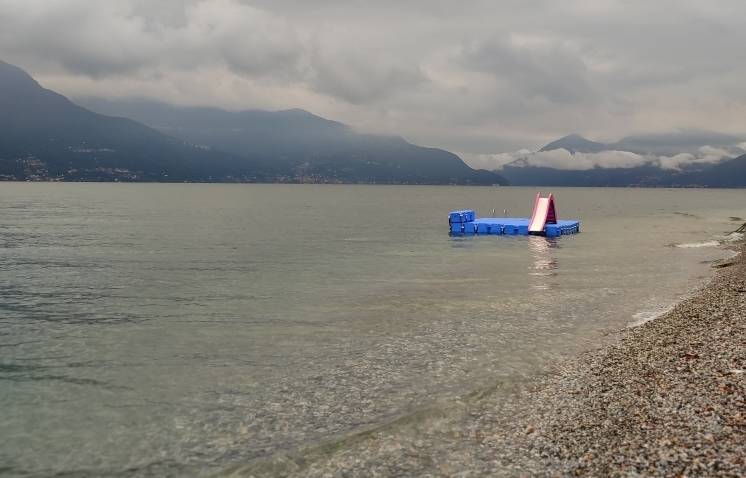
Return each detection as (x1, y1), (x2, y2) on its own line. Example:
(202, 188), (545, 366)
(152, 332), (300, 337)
(448, 193), (580, 237)
(449, 217), (580, 237)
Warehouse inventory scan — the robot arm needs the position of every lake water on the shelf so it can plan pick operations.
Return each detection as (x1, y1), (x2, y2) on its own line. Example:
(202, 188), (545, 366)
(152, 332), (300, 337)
(0, 184), (742, 477)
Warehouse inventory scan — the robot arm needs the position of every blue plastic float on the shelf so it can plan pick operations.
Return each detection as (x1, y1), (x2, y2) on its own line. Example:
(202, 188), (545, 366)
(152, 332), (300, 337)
(449, 193), (580, 237)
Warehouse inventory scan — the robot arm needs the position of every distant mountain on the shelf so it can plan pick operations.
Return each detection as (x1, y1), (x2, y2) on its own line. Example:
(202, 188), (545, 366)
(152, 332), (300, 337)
(538, 131), (744, 156)
(0, 60), (264, 182)
(611, 131), (744, 155)
(0, 61), (504, 185)
(500, 131), (746, 187)
(539, 134), (607, 153)
(501, 154), (746, 187)
(501, 165), (685, 187)
(76, 97), (507, 185)
(691, 153), (746, 187)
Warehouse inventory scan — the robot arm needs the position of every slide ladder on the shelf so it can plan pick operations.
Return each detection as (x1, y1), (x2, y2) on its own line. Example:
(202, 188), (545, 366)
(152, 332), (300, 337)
(528, 192), (557, 234)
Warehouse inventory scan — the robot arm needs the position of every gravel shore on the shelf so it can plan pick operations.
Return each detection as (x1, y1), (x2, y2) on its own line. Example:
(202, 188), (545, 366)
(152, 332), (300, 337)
(226, 243), (745, 477)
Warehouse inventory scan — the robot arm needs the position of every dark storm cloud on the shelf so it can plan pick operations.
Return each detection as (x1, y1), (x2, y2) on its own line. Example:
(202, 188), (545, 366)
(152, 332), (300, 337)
(2, 0), (746, 155)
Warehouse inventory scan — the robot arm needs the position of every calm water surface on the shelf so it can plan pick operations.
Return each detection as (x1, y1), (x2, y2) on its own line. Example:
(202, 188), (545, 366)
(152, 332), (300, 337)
(0, 184), (741, 476)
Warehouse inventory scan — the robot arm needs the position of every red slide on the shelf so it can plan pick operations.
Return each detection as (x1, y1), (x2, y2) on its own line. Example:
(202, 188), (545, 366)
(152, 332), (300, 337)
(528, 193), (557, 234)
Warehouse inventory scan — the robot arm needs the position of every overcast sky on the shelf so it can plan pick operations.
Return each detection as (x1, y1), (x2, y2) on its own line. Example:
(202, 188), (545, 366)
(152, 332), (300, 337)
(2, 0), (746, 155)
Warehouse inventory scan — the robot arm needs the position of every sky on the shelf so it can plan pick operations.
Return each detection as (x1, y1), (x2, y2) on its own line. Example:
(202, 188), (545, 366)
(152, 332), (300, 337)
(2, 0), (746, 161)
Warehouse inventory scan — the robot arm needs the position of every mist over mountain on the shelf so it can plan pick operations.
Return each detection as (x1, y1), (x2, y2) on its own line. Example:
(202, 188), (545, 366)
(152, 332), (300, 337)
(611, 131), (744, 156)
(0, 60), (505, 185)
(3, 55), (743, 188)
(497, 132), (746, 187)
(76, 98), (355, 156)
(76, 97), (507, 185)
(500, 158), (746, 187)
(538, 132), (745, 156)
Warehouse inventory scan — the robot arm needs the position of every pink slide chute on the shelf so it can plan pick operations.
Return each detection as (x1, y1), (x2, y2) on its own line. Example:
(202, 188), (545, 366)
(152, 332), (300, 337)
(528, 192), (558, 234)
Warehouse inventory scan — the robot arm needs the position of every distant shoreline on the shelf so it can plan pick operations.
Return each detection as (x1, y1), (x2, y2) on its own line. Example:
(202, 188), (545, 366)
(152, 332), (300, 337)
(3, 180), (746, 189)
(0, 179), (506, 186)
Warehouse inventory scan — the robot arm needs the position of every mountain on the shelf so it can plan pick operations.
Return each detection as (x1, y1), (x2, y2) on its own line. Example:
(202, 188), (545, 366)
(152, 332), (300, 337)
(0, 60), (264, 182)
(501, 154), (746, 187)
(0, 61), (505, 185)
(539, 134), (607, 153)
(690, 153), (746, 187)
(538, 131), (744, 156)
(499, 131), (746, 187)
(611, 131), (744, 155)
(76, 97), (507, 185)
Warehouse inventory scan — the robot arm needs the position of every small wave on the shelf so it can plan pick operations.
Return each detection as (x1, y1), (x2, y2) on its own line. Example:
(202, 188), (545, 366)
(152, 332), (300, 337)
(628, 304), (675, 327)
(668, 231), (743, 249)
(673, 240), (720, 249)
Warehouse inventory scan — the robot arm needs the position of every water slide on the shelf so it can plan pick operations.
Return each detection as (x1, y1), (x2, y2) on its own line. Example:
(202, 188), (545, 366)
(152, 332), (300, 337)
(528, 193), (557, 234)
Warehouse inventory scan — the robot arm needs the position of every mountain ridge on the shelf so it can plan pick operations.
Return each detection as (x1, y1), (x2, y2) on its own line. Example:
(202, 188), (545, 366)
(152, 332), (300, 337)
(539, 131), (745, 155)
(500, 131), (746, 187)
(0, 60), (267, 182)
(0, 61), (506, 185)
(539, 134), (608, 153)
(77, 96), (507, 185)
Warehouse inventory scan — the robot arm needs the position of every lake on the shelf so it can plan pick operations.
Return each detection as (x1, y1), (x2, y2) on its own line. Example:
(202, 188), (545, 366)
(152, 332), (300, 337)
(0, 183), (741, 476)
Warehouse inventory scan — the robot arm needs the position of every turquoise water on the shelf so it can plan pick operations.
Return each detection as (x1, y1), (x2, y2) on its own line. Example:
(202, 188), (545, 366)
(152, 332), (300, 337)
(0, 184), (741, 476)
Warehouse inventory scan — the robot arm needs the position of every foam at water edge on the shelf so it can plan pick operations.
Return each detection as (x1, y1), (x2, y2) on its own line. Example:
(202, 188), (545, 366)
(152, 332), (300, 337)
(722, 232), (744, 243)
(673, 240), (720, 249)
(628, 303), (676, 328)
(673, 232), (743, 249)
(631, 235), (736, 327)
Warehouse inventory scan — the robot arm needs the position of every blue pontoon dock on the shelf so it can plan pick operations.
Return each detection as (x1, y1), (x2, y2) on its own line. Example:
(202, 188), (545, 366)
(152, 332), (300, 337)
(448, 193), (580, 237)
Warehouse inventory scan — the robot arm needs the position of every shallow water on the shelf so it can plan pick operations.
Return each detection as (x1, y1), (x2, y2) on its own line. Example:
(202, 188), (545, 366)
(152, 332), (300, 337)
(0, 184), (741, 476)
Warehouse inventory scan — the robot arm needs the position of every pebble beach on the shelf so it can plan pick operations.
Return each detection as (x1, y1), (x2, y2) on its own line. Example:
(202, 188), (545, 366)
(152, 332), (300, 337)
(226, 241), (745, 477)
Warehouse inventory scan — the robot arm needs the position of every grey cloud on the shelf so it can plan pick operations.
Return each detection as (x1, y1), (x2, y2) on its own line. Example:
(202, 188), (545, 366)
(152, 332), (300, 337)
(308, 48), (426, 104)
(179, 1), (304, 80)
(526, 150), (650, 170)
(657, 146), (741, 171)
(499, 149), (651, 171)
(0, 1), (306, 79)
(459, 36), (594, 104)
(0, 0), (423, 103)
(0, 1), (157, 77)
(3, 0), (746, 153)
